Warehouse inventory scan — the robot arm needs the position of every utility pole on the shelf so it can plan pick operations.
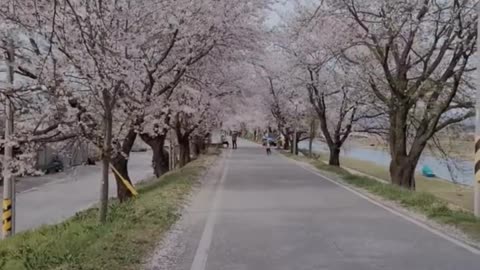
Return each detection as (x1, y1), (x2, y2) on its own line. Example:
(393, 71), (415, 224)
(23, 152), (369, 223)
(2, 37), (16, 238)
(474, 4), (480, 217)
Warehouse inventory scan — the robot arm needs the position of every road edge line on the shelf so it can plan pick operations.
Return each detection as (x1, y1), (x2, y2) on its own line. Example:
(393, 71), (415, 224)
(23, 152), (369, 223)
(190, 149), (231, 270)
(279, 152), (480, 255)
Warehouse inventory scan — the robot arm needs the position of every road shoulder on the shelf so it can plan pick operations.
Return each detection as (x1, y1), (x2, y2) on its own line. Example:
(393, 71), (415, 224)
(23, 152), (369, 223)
(278, 151), (480, 254)
(0, 151), (220, 270)
(146, 149), (230, 270)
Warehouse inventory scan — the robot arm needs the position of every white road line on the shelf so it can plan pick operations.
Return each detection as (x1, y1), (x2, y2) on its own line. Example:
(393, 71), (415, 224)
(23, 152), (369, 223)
(280, 153), (480, 255)
(190, 150), (231, 270)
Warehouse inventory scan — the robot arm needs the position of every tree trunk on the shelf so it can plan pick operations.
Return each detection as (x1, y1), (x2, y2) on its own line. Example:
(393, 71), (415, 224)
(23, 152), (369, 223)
(100, 152), (110, 223)
(284, 135), (290, 150)
(290, 137), (294, 154)
(309, 118), (316, 158)
(389, 137), (425, 190)
(294, 137), (299, 155)
(111, 128), (137, 202)
(111, 157), (132, 202)
(389, 157), (417, 190)
(328, 146), (340, 166)
(388, 108), (419, 190)
(294, 131), (304, 155)
(309, 137), (313, 158)
(100, 105), (113, 223)
(179, 137), (190, 167)
(203, 133), (210, 151)
(152, 142), (169, 177)
(140, 134), (169, 177)
(192, 135), (203, 158)
(192, 142), (200, 158)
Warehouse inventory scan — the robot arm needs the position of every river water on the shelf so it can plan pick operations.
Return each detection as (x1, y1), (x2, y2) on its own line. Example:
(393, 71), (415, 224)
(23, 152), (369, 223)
(299, 141), (473, 186)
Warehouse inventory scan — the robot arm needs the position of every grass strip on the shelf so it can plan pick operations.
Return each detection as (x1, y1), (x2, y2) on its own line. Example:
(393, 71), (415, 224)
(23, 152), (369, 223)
(282, 152), (480, 242)
(0, 150), (220, 270)
(297, 148), (474, 211)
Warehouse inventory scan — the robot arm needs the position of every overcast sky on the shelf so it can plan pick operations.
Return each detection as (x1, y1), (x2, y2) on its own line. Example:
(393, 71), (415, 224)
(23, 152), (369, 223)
(266, 0), (296, 27)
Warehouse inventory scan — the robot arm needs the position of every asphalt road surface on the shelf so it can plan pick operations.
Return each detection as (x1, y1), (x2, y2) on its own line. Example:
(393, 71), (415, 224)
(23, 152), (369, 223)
(3, 151), (153, 233)
(150, 139), (480, 270)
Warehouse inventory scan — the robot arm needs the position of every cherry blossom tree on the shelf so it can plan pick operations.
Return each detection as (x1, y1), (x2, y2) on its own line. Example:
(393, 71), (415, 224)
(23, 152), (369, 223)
(135, 0), (270, 174)
(267, 3), (381, 165)
(305, 64), (382, 165)
(54, 0), (143, 220)
(114, 0), (219, 182)
(0, 1), (79, 181)
(325, 0), (478, 188)
(1, 0), (275, 222)
(257, 57), (310, 153)
(2, 0), (167, 218)
(219, 62), (271, 140)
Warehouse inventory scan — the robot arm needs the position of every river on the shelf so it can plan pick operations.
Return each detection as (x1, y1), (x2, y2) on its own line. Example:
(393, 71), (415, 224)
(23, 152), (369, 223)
(299, 141), (474, 186)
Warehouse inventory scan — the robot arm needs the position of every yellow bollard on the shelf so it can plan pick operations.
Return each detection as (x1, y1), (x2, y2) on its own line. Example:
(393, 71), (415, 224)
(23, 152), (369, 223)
(2, 199), (12, 235)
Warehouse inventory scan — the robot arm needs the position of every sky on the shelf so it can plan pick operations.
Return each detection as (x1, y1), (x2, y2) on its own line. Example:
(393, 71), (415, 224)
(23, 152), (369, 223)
(265, 0), (296, 27)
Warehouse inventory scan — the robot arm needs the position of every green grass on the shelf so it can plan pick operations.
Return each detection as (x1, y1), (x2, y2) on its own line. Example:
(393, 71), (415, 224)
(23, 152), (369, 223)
(0, 150), (220, 270)
(283, 151), (480, 242)
(308, 151), (474, 211)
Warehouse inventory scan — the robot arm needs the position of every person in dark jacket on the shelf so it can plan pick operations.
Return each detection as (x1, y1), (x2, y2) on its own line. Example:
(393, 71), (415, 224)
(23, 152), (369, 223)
(232, 132), (238, 149)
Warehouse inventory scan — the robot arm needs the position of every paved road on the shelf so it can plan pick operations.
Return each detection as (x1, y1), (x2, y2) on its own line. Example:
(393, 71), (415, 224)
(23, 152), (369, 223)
(3, 151), (153, 232)
(151, 140), (480, 270)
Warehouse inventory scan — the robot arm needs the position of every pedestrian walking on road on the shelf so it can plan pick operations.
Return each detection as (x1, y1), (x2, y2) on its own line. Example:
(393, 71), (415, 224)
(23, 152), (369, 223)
(265, 137), (272, 155)
(232, 132), (238, 149)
